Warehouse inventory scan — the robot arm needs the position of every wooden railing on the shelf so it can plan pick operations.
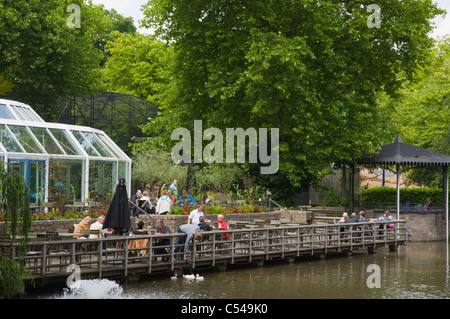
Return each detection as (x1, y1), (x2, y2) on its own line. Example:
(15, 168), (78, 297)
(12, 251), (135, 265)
(2, 220), (408, 281)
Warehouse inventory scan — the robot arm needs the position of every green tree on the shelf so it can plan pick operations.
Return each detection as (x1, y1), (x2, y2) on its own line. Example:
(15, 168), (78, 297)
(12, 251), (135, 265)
(0, 75), (14, 95)
(101, 32), (172, 105)
(389, 38), (450, 152)
(382, 38), (450, 187)
(140, 0), (444, 190)
(0, 165), (31, 298)
(96, 7), (137, 67)
(131, 146), (188, 192)
(0, 0), (109, 120)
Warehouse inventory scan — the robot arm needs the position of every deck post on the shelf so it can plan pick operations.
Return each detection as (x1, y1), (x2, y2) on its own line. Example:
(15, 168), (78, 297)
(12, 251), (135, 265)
(251, 259), (264, 267)
(282, 256), (295, 263)
(214, 263), (227, 272)
(125, 274), (140, 283)
(314, 253), (326, 260)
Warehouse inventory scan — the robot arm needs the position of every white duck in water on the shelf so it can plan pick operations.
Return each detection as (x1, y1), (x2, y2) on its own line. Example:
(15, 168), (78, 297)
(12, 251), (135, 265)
(195, 274), (204, 281)
(183, 274), (195, 280)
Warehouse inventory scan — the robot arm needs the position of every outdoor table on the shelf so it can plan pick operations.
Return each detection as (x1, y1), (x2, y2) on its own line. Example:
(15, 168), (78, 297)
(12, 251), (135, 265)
(14, 234), (37, 240)
(36, 232), (48, 239)
(234, 221), (248, 229)
(128, 235), (148, 256)
(58, 232), (81, 239)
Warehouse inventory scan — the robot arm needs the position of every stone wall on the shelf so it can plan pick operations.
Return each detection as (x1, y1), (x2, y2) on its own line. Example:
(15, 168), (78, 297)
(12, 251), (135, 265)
(134, 212), (282, 231)
(388, 211), (446, 241)
(278, 209), (447, 242)
(354, 210), (447, 242)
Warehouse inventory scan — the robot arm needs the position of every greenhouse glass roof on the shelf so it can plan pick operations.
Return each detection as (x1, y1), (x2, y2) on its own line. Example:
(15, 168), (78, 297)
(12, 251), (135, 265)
(0, 99), (129, 160)
(0, 99), (131, 202)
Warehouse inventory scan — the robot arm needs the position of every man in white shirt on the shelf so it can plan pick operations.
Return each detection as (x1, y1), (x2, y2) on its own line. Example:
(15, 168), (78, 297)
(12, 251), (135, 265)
(89, 215), (105, 239)
(188, 204), (204, 225)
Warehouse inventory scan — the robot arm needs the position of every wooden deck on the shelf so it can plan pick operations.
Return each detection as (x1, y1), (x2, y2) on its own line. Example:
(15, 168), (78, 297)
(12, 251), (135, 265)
(3, 220), (408, 286)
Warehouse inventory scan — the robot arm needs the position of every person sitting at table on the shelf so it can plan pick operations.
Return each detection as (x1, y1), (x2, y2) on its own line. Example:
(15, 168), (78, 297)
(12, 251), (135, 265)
(156, 190), (173, 215)
(345, 212), (359, 234)
(178, 191), (196, 207)
(197, 216), (212, 251)
(126, 221), (149, 257)
(133, 221), (149, 235)
(155, 219), (171, 261)
(212, 214), (229, 239)
(338, 212), (349, 239)
(139, 191), (155, 215)
(89, 215), (105, 239)
(130, 189), (142, 217)
(378, 210), (394, 228)
(198, 216), (212, 231)
(73, 216), (91, 238)
(346, 212), (359, 223)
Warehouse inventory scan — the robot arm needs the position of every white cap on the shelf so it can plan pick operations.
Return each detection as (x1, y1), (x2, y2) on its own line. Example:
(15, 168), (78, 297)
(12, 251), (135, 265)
(343, 212), (348, 217)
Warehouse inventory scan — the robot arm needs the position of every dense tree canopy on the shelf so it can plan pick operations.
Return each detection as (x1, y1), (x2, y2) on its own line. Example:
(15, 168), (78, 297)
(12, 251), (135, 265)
(389, 38), (450, 153)
(380, 38), (450, 187)
(0, 0), (134, 120)
(140, 0), (444, 189)
(0, 0), (446, 203)
(101, 32), (172, 105)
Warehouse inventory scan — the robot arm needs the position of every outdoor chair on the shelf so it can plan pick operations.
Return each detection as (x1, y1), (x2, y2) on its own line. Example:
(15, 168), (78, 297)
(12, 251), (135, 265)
(26, 237), (45, 273)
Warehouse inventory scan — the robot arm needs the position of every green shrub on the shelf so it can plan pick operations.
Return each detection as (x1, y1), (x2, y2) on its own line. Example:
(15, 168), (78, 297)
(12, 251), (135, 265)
(360, 187), (443, 205)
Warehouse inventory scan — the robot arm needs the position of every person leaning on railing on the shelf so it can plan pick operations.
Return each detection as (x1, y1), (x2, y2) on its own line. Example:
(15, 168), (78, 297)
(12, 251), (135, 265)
(175, 223), (202, 261)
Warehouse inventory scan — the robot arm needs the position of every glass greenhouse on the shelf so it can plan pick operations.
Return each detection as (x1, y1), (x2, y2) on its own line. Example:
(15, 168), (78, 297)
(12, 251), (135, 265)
(0, 99), (131, 208)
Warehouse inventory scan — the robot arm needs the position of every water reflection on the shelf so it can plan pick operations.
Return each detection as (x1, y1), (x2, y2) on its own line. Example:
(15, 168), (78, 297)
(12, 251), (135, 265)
(123, 242), (449, 299)
(28, 242), (450, 299)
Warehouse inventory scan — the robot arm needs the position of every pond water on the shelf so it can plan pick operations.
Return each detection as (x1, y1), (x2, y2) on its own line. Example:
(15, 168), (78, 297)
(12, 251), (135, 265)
(25, 241), (449, 300)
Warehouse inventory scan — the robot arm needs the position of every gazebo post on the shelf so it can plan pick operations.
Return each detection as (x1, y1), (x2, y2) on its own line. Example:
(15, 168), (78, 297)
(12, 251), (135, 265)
(444, 165), (449, 266)
(348, 163), (355, 214)
(396, 163), (400, 221)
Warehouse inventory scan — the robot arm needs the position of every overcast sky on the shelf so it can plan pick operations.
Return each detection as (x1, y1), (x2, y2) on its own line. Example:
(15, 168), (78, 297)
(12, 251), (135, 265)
(91, 0), (450, 38)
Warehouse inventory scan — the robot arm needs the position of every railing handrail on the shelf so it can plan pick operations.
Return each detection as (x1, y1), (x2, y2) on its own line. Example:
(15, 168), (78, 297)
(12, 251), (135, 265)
(2, 220), (407, 245)
(128, 200), (156, 227)
(269, 198), (293, 222)
(3, 220), (407, 282)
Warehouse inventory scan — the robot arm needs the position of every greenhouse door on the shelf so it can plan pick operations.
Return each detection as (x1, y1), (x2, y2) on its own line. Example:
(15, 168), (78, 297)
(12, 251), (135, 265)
(8, 159), (46, 204)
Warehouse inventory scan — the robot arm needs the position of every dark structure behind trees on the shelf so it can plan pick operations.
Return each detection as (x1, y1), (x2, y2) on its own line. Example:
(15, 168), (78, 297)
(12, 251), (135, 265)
(55, 90), (159, 154)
